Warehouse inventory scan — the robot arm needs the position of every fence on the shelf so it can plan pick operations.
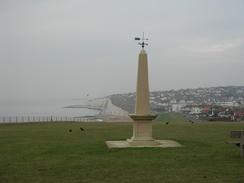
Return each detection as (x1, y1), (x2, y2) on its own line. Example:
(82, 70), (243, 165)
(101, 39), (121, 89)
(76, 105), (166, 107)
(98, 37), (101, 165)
(0, 116), (86, 124)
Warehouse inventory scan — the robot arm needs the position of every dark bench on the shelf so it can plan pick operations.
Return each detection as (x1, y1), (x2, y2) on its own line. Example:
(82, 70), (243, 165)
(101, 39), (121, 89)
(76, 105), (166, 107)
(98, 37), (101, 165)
(227, 130), (244, 158)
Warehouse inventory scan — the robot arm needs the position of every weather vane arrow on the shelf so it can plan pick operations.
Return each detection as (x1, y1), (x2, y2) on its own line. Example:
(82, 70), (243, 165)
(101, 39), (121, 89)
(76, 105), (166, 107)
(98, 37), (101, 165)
(134, 32), (148, 48)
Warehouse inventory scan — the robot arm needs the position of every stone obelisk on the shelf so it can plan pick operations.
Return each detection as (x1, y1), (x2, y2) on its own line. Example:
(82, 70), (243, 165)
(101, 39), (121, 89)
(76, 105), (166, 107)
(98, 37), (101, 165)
(106, 33), (182, 148)
(127, 47), (158, 145)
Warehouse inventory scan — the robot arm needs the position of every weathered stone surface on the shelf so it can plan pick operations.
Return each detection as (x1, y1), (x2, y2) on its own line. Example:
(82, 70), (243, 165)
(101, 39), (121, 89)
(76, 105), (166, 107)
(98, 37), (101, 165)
(135, 49), (150, 115)
(106, 140), (182, 148)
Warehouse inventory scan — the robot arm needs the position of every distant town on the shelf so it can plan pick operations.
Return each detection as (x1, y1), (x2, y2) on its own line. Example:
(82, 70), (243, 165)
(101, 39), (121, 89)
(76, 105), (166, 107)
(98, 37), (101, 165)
(109, 86), (244, 121)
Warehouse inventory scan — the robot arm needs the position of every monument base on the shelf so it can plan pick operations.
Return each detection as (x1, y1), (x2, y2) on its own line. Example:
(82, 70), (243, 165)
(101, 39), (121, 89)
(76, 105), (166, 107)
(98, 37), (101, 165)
(106, 139), (182, 148)
(106, 114), (181, 148)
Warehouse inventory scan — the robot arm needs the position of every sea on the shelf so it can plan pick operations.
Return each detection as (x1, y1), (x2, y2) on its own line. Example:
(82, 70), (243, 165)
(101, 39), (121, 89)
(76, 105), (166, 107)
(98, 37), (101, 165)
(0, 98), (100, 123)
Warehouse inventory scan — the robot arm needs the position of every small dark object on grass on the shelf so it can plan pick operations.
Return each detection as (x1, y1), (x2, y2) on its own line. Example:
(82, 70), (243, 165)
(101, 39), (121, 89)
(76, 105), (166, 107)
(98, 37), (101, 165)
(166, 122), (169, 125)
(69, 129), (72, 132)
(235, 143), (240, 147)
(80, 127), (84, 131)
(188, 119), (193, 123)
(191, 121), (194, 124)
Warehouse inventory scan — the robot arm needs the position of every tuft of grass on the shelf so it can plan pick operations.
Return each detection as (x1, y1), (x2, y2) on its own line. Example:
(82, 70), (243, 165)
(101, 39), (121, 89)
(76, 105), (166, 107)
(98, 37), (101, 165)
(0, 121), (244, 183)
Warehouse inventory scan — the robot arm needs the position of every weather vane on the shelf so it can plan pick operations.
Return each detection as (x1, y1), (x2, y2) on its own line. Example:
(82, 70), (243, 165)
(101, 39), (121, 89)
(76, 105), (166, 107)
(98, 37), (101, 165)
(135, 32), (148, 48)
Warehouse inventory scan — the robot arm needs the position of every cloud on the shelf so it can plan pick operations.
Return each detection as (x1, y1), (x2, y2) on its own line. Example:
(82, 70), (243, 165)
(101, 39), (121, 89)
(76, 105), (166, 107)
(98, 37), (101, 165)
(1, 0), (244, 100)
(184, 37), (244, 53)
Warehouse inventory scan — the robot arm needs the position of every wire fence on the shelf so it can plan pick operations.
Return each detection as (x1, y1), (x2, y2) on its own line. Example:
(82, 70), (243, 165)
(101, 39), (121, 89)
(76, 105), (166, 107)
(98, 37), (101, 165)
(0, 116), (89, 124)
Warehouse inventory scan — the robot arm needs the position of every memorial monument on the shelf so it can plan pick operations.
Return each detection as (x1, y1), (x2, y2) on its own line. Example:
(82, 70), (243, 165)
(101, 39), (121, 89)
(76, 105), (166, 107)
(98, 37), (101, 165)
(106, 33), (181, 148)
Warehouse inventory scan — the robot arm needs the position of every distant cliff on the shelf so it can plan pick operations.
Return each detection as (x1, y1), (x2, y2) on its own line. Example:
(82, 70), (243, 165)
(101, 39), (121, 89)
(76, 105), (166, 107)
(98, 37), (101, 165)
(109, 93), (135, 113)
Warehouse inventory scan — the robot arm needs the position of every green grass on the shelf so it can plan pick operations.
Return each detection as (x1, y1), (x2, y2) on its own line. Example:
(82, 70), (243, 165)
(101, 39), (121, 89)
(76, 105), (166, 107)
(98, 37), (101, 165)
(156, 112), (187, 123)
(0, 120), (244, 183)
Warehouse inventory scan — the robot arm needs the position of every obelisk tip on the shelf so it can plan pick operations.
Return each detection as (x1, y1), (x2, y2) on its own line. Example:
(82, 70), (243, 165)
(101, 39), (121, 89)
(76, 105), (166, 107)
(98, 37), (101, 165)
(140, 48), (147, 55)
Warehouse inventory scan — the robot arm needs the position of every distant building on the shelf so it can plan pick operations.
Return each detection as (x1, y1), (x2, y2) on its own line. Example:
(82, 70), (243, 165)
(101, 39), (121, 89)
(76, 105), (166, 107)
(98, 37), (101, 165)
(215, 101), (240, 107)
(171, 104), (186, 112)
(190, 107), (202, 114)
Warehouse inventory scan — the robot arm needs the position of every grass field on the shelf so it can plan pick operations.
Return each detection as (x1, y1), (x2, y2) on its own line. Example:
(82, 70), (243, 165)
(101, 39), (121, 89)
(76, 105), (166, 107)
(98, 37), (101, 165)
(1, 118), (244, 182)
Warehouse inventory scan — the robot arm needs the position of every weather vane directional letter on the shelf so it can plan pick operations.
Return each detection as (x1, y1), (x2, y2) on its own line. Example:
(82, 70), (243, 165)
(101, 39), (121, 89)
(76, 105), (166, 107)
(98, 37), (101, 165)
(134, 32), (148, 48)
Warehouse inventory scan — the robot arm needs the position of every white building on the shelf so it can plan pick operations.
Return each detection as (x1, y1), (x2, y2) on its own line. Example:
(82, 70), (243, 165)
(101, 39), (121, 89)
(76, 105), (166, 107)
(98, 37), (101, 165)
(190, 107), (202, 114)
(215, 101), (240, 107)
(171, 104), (186, 112)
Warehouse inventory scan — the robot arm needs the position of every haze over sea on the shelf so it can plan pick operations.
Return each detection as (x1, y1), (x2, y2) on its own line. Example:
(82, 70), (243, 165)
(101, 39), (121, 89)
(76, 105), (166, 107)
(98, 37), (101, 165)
(0, 98), (99, 118)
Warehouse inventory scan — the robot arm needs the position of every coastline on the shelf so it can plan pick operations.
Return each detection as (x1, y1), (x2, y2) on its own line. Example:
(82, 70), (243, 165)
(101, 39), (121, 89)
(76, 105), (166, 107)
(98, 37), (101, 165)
(0, 97), (131, 123)
(65, 97), (131, 122)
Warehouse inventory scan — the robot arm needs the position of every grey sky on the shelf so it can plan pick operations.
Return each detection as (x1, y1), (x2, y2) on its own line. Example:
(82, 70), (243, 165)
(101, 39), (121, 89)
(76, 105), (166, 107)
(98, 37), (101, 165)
(0, 0), (244, 100)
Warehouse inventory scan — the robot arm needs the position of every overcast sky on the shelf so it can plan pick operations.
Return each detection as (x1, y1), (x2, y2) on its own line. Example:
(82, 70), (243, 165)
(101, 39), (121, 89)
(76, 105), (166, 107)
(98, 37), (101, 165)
(0, 0), (244, 100)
